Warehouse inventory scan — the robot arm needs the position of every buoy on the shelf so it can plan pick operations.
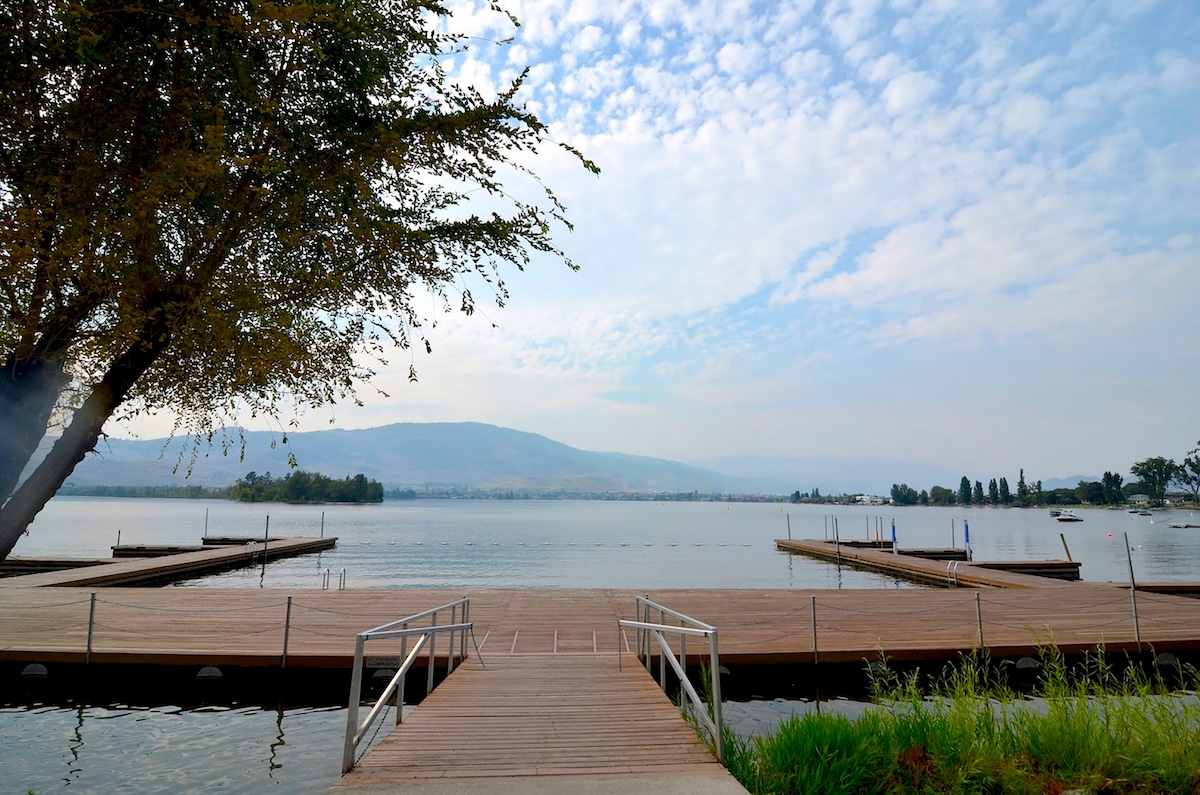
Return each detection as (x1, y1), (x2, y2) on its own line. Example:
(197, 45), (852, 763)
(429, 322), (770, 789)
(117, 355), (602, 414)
(21, 663), (48, 679)
(1107, 533), (1113, 537)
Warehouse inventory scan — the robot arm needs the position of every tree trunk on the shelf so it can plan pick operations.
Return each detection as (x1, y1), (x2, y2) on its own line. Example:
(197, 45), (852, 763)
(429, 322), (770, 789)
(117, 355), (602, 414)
(0, 326), (172, 560)
(0, 357), (68, 505)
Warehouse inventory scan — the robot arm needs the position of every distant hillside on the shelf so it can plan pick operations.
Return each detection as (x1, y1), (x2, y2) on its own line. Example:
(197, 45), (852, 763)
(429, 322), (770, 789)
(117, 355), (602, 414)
(51, 422), (795, 495)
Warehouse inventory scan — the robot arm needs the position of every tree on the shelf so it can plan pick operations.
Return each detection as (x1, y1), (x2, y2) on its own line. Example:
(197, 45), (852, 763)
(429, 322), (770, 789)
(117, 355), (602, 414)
(918, 489), (929, 505)
(1033, 480), (1044, 505)
(1076, 480), (1104, 505)
(973, 480), (985, 505)
(998, 476), (1011, 504)
(930, 485), (956, 505)
(958, 477), (972, 505)
(987, 478), (999, 505)
(890, 483), (919, 505)
(0, 2), (595, 559)
(1101, 471), (1124, 505)
(1016, 469), (1031, 507)
(1178, 444), (1200, 505)
(1129, 457), (1180, 504)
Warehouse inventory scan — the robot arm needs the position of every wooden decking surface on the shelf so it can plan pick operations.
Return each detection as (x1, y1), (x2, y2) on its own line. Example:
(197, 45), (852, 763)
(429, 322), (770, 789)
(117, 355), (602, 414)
(3, 585), (1199, 667)
(330, 653), (738, 789)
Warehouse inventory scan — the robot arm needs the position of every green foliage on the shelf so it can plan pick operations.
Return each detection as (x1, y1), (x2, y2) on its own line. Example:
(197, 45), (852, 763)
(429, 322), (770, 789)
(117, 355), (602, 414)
(973, 480), (985, 505)
(958, 477), (972, 506)
(890, 483), (919, 505)
(1130, 457), (1181, 503)
(0, 0), (593, 557)
(229, 470), (382, 503)
(57, 484), (226, 499)
(727, 650), (1200, 795)
(930, 485), (956, 505)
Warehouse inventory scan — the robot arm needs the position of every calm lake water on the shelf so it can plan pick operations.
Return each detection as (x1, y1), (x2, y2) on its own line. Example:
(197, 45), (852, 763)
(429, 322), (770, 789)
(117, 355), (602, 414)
(13, 497), (1200, 588)
(5, 497), (1199, 792)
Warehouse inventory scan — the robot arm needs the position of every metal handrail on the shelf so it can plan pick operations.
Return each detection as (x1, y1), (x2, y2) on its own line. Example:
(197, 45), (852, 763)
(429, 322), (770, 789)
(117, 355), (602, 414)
(342, 597), (478, 773)
(617, 595), (723, 763)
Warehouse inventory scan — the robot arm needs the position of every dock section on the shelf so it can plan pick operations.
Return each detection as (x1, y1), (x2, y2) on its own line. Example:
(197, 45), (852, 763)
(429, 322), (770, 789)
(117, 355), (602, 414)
(775, 538), (1080, 588)
(0, 536), (336, 588)
(330, 653), (745, 793)
(3, 586), (1199, 669)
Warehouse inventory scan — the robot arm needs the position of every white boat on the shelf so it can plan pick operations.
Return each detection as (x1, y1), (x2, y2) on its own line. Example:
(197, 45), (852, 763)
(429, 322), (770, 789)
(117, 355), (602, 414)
(1056, 510), (1083, 522)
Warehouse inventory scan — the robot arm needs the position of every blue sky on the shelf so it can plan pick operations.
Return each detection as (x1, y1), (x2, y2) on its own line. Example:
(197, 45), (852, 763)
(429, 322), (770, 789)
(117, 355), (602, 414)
(120, 0), (1200, 480)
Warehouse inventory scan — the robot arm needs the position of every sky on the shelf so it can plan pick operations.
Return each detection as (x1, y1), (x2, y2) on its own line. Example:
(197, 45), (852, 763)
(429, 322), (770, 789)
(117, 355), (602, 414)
(116, 0), (1200, 481)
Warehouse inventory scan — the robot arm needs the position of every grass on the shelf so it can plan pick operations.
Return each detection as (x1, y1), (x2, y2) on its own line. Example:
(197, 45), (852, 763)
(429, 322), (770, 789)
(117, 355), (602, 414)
(714, 649), (1200, 795)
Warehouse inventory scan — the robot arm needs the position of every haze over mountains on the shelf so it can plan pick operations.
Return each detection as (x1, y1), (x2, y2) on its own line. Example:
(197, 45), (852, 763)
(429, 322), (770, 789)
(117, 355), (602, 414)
(49, 422), (1093, 496)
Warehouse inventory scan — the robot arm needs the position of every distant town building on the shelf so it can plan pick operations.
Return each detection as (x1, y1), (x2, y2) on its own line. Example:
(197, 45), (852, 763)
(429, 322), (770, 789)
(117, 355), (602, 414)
(1128, 494), (1150, 506)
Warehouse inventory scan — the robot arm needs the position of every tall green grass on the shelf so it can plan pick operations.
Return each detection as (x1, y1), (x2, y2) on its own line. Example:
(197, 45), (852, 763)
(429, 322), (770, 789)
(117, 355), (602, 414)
(720, 649), (1200, 795)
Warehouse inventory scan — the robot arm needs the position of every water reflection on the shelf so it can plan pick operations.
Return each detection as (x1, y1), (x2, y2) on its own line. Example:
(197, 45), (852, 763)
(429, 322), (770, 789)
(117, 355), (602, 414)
(0, 704), (346, 795)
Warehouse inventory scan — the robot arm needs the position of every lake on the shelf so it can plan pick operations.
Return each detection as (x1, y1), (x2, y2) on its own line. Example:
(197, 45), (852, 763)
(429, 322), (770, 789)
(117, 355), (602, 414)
(5, 497), (1199, 792)
(13, 497), (1200, 588)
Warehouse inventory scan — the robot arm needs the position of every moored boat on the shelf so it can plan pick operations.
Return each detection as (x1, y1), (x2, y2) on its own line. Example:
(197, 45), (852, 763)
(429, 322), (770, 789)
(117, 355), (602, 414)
(1056, 510), (1083, 522)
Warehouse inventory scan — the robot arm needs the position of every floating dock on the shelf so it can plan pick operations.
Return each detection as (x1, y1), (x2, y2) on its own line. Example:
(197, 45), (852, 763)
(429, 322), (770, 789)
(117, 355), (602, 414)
(0, 536), (336, 588)
(775, 538), (1081, 587)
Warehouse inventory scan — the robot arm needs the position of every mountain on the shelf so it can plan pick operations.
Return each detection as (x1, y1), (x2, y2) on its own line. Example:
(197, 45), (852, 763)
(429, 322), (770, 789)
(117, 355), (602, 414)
(53, 422), (794, 494)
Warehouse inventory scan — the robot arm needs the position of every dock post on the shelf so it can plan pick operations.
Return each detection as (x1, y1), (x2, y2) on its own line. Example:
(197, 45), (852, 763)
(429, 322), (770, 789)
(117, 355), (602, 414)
(964, 520), (971, 561)
(1124, 532), (1141, 650)
(281, 596), (292, 668)
(261, 516), (269, 577)
(1059, 533), (1073, 562)
(975, 592), (984, 649)
(891, 519), (897, 555)
(86, 591), (97, 664)
(811, 595), (818, 664)
(786, 513), (791, 541)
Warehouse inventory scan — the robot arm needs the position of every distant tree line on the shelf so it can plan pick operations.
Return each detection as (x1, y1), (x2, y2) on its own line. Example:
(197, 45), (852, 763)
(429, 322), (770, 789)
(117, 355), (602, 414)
(57, 484), (229, 499)
(883, 442), (1200, 508)
(229, 471), (383, 503)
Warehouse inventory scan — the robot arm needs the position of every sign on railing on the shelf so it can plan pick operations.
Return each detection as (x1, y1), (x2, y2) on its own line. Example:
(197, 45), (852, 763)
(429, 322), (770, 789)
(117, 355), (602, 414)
(341, 597), (480, 773)
(617, 596), (724, 763)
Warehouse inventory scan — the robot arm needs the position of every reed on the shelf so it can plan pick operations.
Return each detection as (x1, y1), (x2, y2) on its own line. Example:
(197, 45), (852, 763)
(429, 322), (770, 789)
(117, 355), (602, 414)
(725, 648), (1200, 794)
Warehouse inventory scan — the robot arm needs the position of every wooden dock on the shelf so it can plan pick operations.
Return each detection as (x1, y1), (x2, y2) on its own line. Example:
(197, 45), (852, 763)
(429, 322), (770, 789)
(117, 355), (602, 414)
(0, 536), (336, 588)
(775, 538), (1081, 588)
(330, 653), (745, 792)
(3, 585), (1199, 668)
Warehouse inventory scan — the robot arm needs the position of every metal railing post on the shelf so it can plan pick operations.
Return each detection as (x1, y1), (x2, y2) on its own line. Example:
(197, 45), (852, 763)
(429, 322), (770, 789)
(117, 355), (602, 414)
(397, 627), (409, 725)
(1125, 532), (1142, 651)
(658, 609), (666, 689)
(282, 596), (292, 668)
(460, 598), (469, 662)
(679, 616), (687, 676)
(426, 611), (438, 695)
(86, 592), (97, 664)
(447, 605), (458, 675)
(709, 629), (723, 764)
(342, 635), (366, 774)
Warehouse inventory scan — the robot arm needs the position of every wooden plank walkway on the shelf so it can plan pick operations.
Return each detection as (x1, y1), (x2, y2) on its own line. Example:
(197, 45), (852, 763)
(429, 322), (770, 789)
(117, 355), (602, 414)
(330, 654), (744, 792)
(776, 538), (1080, 589)
(0, 536), (336, 588)
(3, 586), (1199, 667)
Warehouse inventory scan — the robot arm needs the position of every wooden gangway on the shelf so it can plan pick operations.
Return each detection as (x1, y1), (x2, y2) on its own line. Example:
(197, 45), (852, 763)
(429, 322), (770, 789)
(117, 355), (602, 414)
(0, 536), (336, 588)
(330, 653), (745, 792)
